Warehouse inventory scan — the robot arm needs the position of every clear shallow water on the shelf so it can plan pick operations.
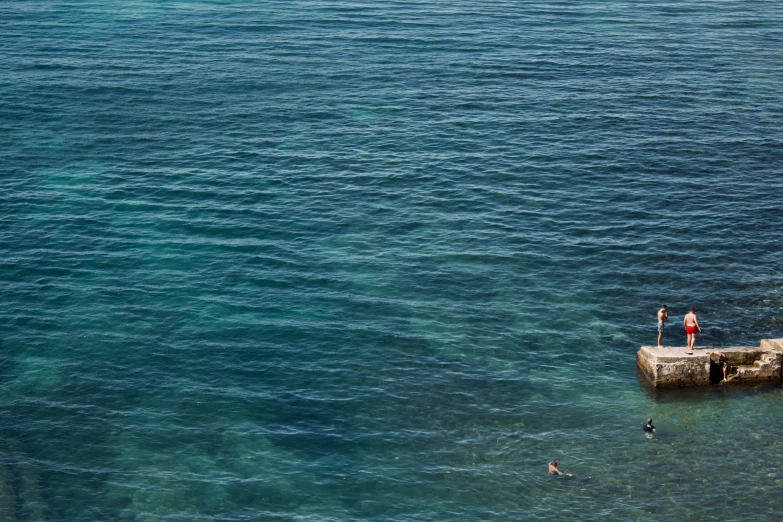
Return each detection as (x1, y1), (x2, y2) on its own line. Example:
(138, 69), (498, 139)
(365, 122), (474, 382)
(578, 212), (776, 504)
(2, 0), (783, 520)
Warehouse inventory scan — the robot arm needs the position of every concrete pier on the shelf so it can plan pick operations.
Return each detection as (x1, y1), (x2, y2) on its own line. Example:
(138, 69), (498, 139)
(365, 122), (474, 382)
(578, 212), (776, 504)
(637, 339), (783, 388)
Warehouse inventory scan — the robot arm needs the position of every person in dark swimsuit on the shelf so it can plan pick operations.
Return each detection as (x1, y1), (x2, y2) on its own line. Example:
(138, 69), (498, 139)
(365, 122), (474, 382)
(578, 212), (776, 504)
(643, 418), (656, 433)
(712, 352), (729, 381)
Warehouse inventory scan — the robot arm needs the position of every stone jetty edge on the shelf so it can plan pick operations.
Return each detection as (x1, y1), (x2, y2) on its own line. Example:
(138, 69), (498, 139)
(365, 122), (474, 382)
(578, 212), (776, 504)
(637, 339), (783, 388)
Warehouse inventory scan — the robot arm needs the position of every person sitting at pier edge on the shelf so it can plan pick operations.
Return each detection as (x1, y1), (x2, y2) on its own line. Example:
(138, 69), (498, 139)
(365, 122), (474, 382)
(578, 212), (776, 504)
(657, 305), (668, 348)
(683, 307), (702, 354)
(643, 418), (656, 433)
(712, 351), (729, 382)
(548, 460), (572, 477)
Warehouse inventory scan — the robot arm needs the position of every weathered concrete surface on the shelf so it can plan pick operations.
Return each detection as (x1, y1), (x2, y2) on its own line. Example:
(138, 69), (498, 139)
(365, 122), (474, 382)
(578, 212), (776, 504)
(637, 339), (783, 388)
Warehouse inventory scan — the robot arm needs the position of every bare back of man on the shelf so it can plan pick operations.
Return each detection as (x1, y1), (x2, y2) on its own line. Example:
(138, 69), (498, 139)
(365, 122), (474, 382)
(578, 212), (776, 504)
(683, 307), (701, 353)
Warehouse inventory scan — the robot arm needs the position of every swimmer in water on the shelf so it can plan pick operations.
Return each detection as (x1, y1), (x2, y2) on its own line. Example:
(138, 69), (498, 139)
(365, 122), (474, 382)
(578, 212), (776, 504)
(548, 460), (572, 477)
(643, 417), (656, 433)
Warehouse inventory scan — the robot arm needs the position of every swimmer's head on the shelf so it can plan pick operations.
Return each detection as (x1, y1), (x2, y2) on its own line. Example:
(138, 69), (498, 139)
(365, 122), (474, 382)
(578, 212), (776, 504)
(549, 460), (557, 466)
(646, 418), (652, 424)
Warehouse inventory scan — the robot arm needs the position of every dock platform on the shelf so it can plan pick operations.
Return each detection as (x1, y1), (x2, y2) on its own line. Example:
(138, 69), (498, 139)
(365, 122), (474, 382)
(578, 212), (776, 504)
(637, 339), (783, 388)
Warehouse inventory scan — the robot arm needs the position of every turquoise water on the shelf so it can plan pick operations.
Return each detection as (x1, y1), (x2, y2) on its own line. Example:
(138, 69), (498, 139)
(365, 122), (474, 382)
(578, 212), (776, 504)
(2, 0), (783, 520)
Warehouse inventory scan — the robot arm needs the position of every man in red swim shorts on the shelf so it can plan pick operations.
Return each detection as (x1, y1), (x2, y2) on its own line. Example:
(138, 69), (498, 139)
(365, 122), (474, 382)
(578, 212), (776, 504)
(683, 307), (702, 354)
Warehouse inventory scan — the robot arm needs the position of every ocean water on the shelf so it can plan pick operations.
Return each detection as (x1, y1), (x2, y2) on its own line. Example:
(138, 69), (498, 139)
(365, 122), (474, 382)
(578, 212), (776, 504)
(2, 0), (783, 520)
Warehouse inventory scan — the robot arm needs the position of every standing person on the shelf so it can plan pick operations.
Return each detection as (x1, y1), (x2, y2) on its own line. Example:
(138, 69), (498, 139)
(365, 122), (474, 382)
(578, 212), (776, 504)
(683, 307), (701, 354)
(657, 305), (668, 348)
